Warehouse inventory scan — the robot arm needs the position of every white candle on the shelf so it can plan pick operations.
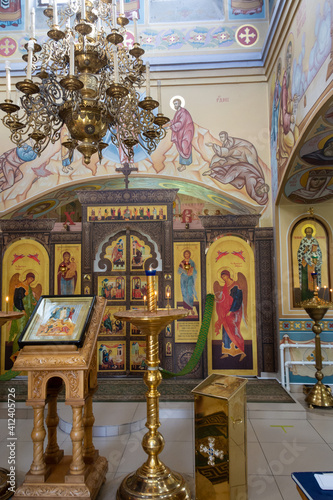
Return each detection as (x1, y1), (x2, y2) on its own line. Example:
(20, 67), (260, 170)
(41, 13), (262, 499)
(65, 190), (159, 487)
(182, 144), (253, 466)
(330, 289), (332, 302)
(27, 39), (34, 80)
(81, 0), (86, 20)
(69, 36), (75, 75)
(133, 11), (138, 43)
(5, 296), (9, 313)
(113, 45), (119, 83)
(5, 61), (11, 101)
(157, 79), (161, 113)
(112, 0), (117, 28)
(31, 7), (35, 39)
(146, 62), (150, 97)
(120, 0), (125, 15)
(53, 0), (58, 26)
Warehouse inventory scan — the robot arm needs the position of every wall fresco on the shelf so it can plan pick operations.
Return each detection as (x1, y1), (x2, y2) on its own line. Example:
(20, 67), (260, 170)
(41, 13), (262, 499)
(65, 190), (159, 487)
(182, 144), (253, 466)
(269, 0), (333, 195)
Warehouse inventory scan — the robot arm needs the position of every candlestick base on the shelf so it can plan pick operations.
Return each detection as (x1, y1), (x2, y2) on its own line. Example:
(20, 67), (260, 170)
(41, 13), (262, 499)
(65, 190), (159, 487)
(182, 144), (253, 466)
(305, 381), (333, 408)
(117, 468), (191, 500)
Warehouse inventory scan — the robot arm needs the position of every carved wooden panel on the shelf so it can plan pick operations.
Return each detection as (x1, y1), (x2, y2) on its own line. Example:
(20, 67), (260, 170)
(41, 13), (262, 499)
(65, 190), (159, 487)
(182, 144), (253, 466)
(254, 228), (277, 373)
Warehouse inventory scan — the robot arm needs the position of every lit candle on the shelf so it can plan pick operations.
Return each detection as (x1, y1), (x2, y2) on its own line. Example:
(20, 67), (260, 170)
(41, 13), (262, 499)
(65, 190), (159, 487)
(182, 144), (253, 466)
(5, 296), (9, 313)
(53, 0), (58, 25)
(81, 0), (86, 20)
(132, 11), (138, 43)
(27, 40), (34, 81)
(113, 45), (119, 83)
(112, 0), (117, 29)
(31, 7), (35, 39)
(5, 61), (11, 101)
(324, 285), (327, 301)
(143, 295), (147, 309)
(120, 0), (125, 15)
(69, 36), (75, 76)
(146, 62), (150, 97)
(157, 79), (162, 113)
(330, 289), (333, 302)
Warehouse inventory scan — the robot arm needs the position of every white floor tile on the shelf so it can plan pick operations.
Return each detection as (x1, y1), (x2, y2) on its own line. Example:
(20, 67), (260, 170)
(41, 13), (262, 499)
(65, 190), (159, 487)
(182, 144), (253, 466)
(261, 442), (333, 476)
(116, 430), (147, 473)
(309, 419), (333, 444)
(159, 418), (193, 442)
(247, 442), (272, 476)
(250, 418), (324, 444)
(1, 391), (333, 498)
(160, 440), (194, 475)
(248, 475), (283, 500)
(247, 420), (258, 443)
(275, 475), (304, 500)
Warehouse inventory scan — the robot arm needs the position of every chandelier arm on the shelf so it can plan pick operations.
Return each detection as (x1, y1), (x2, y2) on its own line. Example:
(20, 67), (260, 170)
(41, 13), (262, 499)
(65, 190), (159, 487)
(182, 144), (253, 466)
(0, 0), (166, 165)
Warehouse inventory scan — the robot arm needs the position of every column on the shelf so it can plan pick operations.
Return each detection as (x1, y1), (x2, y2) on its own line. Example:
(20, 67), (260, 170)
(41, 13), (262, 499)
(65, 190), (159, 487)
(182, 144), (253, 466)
(29, 404), (48, 476)
(69, 405), (85, 475)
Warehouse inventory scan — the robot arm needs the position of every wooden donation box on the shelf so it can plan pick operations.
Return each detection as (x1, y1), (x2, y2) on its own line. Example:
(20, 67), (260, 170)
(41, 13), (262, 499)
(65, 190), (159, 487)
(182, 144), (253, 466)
(12, 296), (108, 500)
(192, 374), (247, 500)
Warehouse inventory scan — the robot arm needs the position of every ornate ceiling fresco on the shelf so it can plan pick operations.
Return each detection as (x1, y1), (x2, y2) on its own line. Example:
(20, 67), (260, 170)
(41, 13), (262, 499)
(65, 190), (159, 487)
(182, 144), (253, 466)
(281, 94), (333, 205)
(0, 0), (280, 72)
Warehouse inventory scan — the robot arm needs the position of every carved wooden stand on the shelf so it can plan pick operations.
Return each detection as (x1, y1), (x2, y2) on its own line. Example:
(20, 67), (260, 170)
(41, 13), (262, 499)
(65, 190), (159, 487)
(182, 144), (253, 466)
(13, 297), (108, 500)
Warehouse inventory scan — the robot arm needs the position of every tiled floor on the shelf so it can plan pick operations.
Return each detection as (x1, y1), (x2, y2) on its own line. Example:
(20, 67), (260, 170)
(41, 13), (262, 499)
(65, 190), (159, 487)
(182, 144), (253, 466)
(0, 388), (333, 499)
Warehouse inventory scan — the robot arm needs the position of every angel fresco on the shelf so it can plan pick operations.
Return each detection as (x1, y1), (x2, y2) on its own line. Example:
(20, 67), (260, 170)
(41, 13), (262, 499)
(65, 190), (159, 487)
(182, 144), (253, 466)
(8, 272), (41, 354)
(213, 269), (248, 362)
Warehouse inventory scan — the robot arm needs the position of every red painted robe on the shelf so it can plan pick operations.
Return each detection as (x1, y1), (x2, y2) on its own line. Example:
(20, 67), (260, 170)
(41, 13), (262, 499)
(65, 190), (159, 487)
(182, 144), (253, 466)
(169, 107), (194, 160)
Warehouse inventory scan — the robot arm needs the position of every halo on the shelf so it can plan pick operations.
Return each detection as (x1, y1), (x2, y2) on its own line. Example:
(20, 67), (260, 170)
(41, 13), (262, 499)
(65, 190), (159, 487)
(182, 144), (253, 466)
(301, 223), (316, 237)
(318, 134), (333, 150)
(217, 266), (234, 281)
(26, 199), (56, 215)
(19, 269), (40, 284)
(170, 95), (185, 111)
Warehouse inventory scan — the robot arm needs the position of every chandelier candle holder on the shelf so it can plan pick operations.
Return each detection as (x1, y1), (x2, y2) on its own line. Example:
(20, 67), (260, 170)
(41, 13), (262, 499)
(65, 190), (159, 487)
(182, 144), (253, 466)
(113, 269), (191, 500)
(301, 273), (333, 408)
(0, 0), (169, 165)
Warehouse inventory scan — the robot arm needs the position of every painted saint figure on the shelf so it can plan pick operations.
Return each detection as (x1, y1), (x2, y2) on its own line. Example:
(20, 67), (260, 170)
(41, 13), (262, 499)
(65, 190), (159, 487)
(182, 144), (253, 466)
(276, 40), (299, 172)
(112, 239), (124, 267)
(178, 250), (198, 315)
(166, 98), (194, 172)
(57, 251), (77, 295)
(289, 169), (333, 204)
(204, 131), (269, 205)
(213, 270), (247, 361)
(297, 227), (322, 300)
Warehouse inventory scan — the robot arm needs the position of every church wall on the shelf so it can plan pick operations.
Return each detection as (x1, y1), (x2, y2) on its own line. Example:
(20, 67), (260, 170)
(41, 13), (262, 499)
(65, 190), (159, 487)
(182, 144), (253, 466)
(277, 202), (333, 385)
(0, 78), (272, 225)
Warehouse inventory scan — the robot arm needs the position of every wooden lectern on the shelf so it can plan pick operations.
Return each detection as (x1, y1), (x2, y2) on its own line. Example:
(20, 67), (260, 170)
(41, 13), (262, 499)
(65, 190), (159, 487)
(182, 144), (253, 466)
(13, 296), (108, 500)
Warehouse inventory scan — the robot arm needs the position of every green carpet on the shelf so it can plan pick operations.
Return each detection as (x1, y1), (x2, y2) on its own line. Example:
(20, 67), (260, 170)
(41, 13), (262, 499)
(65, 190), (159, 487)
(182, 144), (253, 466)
(0, 377), (295, 403)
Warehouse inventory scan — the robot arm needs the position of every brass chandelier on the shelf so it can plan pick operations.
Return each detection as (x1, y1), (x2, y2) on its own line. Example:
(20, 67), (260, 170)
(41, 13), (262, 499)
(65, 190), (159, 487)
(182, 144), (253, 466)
(0, 0), (170, 164)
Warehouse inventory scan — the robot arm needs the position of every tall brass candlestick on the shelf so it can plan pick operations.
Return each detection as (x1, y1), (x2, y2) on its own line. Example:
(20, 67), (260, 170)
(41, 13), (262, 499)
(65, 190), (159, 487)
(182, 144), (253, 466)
(114, 269), (191, 500)
(147, 270), (157, 312)
(301, 278), (333, 407)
